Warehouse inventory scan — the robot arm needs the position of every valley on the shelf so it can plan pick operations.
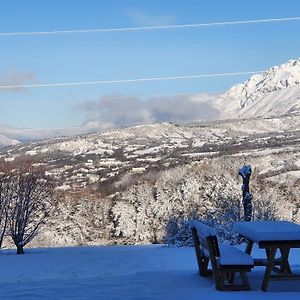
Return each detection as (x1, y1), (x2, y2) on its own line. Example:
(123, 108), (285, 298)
(0, 58), (299, 248)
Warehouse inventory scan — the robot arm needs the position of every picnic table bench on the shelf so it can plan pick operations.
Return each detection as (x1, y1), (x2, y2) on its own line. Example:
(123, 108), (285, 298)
(234, 220), (300, 291)
(190, 220), (254, 291)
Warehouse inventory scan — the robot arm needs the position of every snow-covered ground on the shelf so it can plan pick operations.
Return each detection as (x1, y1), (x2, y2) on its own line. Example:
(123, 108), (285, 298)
(0, 245), (300, 299)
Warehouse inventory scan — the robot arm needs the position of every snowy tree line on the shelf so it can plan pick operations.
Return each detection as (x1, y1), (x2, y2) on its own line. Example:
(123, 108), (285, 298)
(1, 155), (299, 249)
(36, 155), (298, 248)
(109, 158), (278, 246)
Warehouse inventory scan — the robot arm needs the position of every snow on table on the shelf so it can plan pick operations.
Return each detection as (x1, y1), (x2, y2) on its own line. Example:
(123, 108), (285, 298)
(0, 245), (300, 299)
(234, 221), (300, 243)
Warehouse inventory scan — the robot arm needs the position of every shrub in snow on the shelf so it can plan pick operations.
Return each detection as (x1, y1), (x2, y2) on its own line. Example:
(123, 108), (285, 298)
(164, 212), (198, 247)
(163, 195), (242, 246)
(164, 192), (278, 246)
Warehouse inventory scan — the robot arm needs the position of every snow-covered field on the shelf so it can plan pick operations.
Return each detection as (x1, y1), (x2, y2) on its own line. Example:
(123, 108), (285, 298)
(0, 245), (300, 299)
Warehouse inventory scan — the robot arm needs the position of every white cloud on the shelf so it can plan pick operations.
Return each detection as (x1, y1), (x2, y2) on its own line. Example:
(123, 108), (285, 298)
(0, 69), (35, 92)
(80, 94), (220, 130)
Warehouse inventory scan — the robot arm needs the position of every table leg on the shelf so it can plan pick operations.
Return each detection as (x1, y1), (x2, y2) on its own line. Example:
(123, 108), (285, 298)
(245, 240), (253, 255)
(262, 247), (277, 291)
(279, 248), (292, 274)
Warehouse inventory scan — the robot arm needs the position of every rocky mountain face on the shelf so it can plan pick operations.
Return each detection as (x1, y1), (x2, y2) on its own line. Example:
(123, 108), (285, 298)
(217, 58), (300, 118)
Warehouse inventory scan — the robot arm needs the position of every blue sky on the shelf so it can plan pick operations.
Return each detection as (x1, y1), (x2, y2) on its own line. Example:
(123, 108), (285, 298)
(1, 0), (300, 130)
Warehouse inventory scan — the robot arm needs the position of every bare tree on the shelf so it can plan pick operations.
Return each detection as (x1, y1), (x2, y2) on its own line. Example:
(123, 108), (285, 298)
(0, 174), (14, 248)
(8, 171), (54, 254)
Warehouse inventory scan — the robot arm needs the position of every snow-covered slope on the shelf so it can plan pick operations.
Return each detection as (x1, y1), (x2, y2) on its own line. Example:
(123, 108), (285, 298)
(217, 58), (300, 118)
(1, 116), (299, 247)
(0, 133), (19, 148)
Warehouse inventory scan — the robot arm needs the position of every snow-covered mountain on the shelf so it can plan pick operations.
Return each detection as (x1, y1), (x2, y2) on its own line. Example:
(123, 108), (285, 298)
(1, 58), (299, 149)
(0, 133), (19, 148)
(217, 58), (300, 118)
(0, 125), (92, 148)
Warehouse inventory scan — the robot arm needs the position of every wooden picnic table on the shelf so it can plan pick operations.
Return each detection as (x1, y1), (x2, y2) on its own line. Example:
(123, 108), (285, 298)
(233, 220), (300, 291)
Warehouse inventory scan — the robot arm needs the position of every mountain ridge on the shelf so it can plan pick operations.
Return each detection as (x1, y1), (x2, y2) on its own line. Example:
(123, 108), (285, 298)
(1, 57), (300, 148)
(217, 58), (300, 118)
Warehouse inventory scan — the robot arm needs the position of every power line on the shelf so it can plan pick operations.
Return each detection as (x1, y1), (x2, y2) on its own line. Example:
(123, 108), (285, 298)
(1, 16), (300, 36)
(0, 70), (264, 89)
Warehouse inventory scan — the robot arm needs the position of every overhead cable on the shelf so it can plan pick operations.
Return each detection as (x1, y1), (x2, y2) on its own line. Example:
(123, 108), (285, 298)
(1, 17), (300, 36)
(0, 70), (264, 89)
